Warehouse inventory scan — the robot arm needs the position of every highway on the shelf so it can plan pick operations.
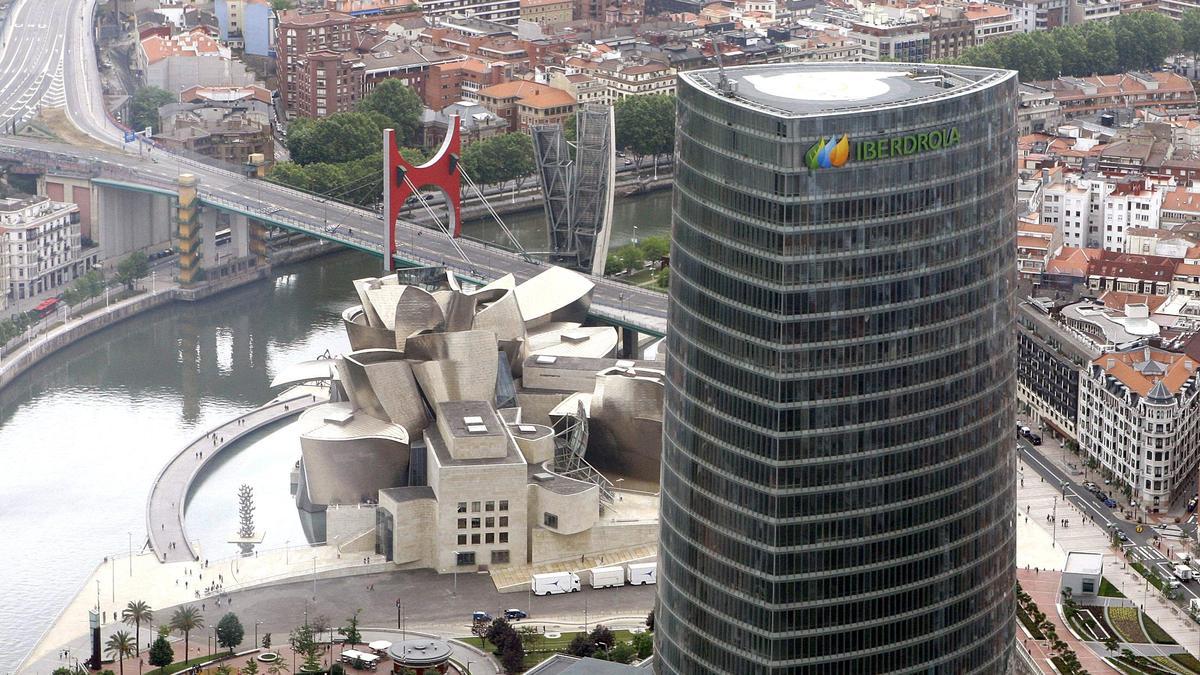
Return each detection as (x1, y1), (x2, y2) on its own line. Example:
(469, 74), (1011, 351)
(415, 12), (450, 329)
(0, 0), (669, 334)
(0, 0), (69, 125)
(1020, 439), (1200, 608)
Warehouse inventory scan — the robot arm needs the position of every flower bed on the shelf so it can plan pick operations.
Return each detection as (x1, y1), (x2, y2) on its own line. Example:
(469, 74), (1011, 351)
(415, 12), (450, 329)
(1016, 604), (1044, 640)
(1108, 606), (1151, 643)
(1071, 607), (1110, 641)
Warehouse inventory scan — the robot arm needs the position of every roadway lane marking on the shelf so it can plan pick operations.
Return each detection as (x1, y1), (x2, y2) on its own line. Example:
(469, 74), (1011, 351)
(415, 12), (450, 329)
(1021, 446), (1114, 527)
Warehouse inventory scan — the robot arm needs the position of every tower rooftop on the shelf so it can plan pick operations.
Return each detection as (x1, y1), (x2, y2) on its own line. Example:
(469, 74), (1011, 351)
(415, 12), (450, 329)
(683, 62), (1012, 118)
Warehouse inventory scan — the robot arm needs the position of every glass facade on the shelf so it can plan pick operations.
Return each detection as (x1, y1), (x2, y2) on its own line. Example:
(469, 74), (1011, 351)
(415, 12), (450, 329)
(657, 64), (1019, 674)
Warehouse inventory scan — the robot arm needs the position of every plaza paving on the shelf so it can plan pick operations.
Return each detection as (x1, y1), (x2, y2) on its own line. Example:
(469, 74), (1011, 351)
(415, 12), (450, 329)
(1017, 456), (1200, 672)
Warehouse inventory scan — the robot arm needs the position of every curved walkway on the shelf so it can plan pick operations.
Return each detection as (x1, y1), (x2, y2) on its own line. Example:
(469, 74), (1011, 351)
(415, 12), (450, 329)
(147, 385), (329, 562)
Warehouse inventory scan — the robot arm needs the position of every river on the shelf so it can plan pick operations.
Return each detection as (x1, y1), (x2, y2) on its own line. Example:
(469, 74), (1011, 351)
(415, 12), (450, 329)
(0, 188), (670, 673)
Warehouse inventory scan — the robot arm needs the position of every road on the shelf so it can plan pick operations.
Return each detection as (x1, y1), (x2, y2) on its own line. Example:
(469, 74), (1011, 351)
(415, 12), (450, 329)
(1020, 439), (1200, 607)
(0, 0), (69, 126)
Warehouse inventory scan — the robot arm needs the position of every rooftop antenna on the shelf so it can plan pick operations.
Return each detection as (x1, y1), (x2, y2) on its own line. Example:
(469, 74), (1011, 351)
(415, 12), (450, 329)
(710, 36), (737, 97)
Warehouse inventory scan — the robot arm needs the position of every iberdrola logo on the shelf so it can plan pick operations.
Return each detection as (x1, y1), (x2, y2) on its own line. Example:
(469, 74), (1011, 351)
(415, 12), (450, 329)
(805, 134), (851, 170)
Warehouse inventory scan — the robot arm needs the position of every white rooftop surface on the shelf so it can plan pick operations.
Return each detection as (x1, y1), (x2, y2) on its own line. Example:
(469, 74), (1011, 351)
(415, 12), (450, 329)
(526, 325), (618, 358)
(1063, 551), (1104, 575)
(684, 62), (1009, 117)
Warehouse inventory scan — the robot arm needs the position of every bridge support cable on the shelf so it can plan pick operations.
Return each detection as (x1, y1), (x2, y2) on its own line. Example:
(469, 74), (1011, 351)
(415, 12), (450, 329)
(459, 168), (536, 265)
(401, 174), (472, 264)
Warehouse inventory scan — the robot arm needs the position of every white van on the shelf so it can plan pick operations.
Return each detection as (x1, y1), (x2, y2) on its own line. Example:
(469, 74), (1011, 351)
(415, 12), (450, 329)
(626, 562), (657, 586)
(590, 566), (625, 589)
(531, 572), (580, 596)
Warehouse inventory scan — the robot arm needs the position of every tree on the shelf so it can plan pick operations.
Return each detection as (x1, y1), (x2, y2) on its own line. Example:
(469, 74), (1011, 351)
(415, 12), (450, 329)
(148, 631), (174, 673)
(115, 252), (149, 291)
(498, 632), (524, 674)
(357, 79), (423, 143)
(589, 625), (616, 651)
(638, 235), (670, 261)
(1103, 636), (1118, 655)
(129, 86), (174, 135)
(243, 659), (260, 675)
(215, 666), (233, 675)
(216, 613), (244, 653)
(614, 95), (675, 161)
(632, 631), (653, 658)
(338, 609), (363, 647)
(460, 132), (535, 187)
(516, 625), (540, 649)
(565, 634), (595, 658)
(290, 623), (321, 673)
(645, 609), (654, 632)
(604, 253), (622, 276)
(261, 632), (272, 650)
(270, 0), (292, 9)
(615, 244), (645, 273)
(609, 641), (635, 664)
(105, 630), (137, 675)
(286, 112), (384, 165)
(168, 606), (204, 663)
(1183, 10), (1200, 74)
(121, 601), (153, 655)
(485, 618), (516, 650)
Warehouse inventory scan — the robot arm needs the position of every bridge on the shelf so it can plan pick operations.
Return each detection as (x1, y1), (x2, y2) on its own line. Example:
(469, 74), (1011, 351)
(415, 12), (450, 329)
(0, 135), (668, 338)
(0, 0), (667, 342)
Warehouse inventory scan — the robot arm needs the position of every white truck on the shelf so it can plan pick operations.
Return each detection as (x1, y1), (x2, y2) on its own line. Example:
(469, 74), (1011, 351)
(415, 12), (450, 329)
(590, 566), (626, 589)
(626, 562), (657, 586)
(1176, 565), (1194, 582)
(531, 571), (581, 596)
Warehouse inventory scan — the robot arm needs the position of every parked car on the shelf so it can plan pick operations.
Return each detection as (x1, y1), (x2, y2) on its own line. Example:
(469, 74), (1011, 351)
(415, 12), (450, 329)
(1104, 498), (1118, 508)
(1083, 481), (1099, 492)
(504, 609), (528, 620)
(1189, 497), (1198, 513)
(1115, 530), (1128, 541)
(472, 611), (492, 623)
(1028, 433), (1042, 445)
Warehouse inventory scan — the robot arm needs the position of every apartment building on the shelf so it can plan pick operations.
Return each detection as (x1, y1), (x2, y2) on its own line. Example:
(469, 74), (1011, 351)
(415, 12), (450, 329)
(1031, 72), (1198, 119)
(520, 0), (574, 25)
(477, 80), (576, 131)
(0, 195), (93, 303)
(1101, 178), (1165, 252)
(1078, 345), (1200, 512)
(276, 11), (360, 117)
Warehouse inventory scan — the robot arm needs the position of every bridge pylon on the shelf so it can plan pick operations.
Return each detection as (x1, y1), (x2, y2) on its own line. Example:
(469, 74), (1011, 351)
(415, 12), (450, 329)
(383, 116), (461, 272)
(177, 174), (202, 285)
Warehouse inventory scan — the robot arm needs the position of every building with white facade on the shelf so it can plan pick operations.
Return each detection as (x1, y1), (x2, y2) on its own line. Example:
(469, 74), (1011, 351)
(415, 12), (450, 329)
(0, 195), (94, 303)
(1102, 178), (1165, 252)
(1078, 344), (1200, 513)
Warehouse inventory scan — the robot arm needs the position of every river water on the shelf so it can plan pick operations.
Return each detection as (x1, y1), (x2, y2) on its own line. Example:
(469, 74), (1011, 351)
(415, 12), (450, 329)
(0, 189), (670, 673)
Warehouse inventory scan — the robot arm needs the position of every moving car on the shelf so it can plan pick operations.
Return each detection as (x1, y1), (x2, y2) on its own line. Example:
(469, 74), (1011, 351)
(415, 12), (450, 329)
(504, 609), (528, 620)
(1115, 530), (1128, 542)
(472, 611), (492, 622)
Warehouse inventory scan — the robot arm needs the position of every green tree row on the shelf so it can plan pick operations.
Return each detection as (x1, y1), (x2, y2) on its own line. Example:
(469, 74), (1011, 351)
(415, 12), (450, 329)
(951, 10), (1198, 81)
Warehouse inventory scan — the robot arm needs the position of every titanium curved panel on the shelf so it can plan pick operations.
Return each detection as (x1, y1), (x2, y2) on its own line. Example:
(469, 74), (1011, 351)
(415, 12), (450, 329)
(404, 330), (500, 404)
(514, 266), (594, 328)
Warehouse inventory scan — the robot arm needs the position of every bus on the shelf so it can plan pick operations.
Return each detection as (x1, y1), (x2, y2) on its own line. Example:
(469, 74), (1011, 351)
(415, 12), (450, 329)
(33, 297), (61, 319)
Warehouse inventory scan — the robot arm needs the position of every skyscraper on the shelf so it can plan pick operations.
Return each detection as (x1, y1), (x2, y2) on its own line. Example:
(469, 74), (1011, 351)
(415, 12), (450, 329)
(658, 63), (1018, 673)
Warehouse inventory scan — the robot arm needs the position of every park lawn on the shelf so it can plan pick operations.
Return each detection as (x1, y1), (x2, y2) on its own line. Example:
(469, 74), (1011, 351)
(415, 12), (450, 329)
(1172, 653), (1200, 674)
(1100, 578), (1127, 598)
(454, 629), (641, 670)
(154, 655), (223, 675)
(1144, 613), (1178, 645)
(1107, 607), (1151, 644)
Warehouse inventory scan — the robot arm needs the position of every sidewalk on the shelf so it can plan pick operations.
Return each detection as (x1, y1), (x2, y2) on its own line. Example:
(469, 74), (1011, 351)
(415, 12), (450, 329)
(1017, 457), (1200, 663)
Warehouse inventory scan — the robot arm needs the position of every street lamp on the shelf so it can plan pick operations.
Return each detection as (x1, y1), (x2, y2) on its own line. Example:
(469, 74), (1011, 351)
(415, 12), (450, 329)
(451, 551), (460, 596)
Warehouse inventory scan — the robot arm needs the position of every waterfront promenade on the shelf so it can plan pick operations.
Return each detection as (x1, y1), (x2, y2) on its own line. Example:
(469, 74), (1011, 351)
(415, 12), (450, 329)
(147, 385), (329, 563)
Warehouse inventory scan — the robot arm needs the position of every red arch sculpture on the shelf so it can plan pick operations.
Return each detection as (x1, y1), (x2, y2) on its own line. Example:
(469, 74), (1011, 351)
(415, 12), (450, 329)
(383, 115), (461, 272)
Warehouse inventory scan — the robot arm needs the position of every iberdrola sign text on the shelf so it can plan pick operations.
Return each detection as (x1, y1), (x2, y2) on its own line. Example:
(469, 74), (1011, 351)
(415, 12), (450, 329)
(855, 127), (961, 162)
(805, 127), (961, 170)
